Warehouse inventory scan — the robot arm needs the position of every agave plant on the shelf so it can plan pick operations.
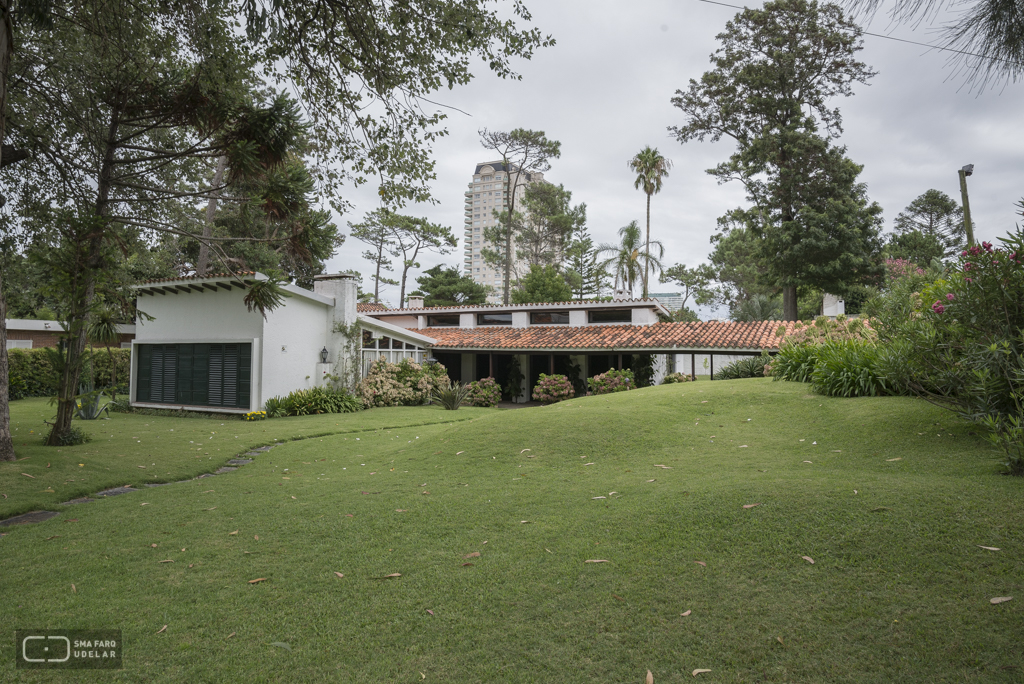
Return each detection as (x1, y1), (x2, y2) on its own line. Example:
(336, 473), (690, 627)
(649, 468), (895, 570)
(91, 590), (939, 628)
(74, 380), (110, 420)
(430, 381), (472, 410)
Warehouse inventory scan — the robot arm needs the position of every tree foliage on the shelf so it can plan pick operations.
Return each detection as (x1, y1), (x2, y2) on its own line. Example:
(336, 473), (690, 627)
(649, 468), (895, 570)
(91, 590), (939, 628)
(563, 209), (608, 301)
(512, 264), (572, 304)
(671, 0), (880, 320)
(660, 263), (718, 309)
(597, 221), (663, 299)
(414, 264), (489, 308)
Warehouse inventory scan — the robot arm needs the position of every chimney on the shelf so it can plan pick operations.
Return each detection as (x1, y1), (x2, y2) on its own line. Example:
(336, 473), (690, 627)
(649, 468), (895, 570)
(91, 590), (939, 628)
(313, 273), (358, 328)
(406, 295), (424, 309)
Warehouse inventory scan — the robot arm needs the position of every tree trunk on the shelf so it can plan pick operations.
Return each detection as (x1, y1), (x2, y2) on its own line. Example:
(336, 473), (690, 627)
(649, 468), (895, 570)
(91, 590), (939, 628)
(783, 285), (798, 321)
(643, 192), (651, 299)
(0, 1), (16, 460)
(503, 168), (518, 305)
(47, 109), (120, 445)
(196, 155), (227, 277)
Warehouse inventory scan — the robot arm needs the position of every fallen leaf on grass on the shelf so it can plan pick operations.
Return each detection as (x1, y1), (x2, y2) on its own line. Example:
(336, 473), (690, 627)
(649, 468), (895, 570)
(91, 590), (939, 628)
(979, 546), (1001, 551)
(886, 458), (902, 462)
(583, 462), (596, 466)
(151, 543), (158, 548)
(138, 465), (146, 469)
(46, 463), (51, 468)
(592, 496), (606, 499)
(612, 594), (625, 601)
(647, 479), (656, 482)
(159, 559), (174, 563)
(777, 636), (785, 645)
(188, 564), (194, 568)
(463, 551), (481, 559)
(585, 559), (610, 564)
(291, 496), (296, 500)
(229, 530), (238, 535)
(991, 596), (1013, 604)
(802, 556), (815, 564)
(44, 535), (60, 540)
(694, 561), (706, 567)
(334, 572), (344, 579)
(65, 519), (78, 523)
(156, 625), (167, 634)
(520, 449), (531, 454)
(21, 473), (35, 478)
(871, 507), (890, 512)
(520, 521), (531, 524)
(426, 609), (434, 616)
(645, 670), (654, 684)
(455, 451), (465, 455)
(71, 584), (76, 594)
(461, 563), (474, 567)
(374, 573), (402, 580)
(201, 490), (214, 493)
(345, 514), (354, 517)
(204, 507), (217, 511)
(680, 610), (691, 616)
(692, 670), (711, 677)
(653, 464), (672, 469)
(248, 578), (268, 584)
(396, 509), (407, 513)
(269, 642), (291, 651)
(1, 494), (6, 499)
(254, 535), (259, 541)
(738, 445), (749, 448)
(227, 632), (236, 639)
(742, 503), (761, 509)
(422, 491), (430, 495)
(802, 461), (813, 464)
(140, 502), (150, 506)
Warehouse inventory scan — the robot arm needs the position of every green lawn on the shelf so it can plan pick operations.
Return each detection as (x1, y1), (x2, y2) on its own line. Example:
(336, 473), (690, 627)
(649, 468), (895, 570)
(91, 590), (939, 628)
(1, 380), (1021, 683)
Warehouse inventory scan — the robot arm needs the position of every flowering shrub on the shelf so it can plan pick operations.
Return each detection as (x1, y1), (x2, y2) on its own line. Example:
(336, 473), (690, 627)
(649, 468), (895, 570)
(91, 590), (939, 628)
(359, 358), (449, 408)
(588, 369), (634, 395)
(243, 411), (267, 421)
(661, 372), (692, 384)
(880, 226), (1024, 473)
(465, 377), (501, 407)
(532, 373), (574, 403)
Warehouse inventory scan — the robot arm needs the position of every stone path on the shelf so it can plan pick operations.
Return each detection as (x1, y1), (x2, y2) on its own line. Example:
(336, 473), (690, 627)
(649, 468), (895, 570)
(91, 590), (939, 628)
(0, 445), (277, 528)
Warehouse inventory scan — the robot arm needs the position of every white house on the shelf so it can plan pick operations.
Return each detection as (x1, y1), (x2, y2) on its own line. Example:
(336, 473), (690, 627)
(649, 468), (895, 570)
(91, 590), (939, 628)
(130, 271), (797, 413)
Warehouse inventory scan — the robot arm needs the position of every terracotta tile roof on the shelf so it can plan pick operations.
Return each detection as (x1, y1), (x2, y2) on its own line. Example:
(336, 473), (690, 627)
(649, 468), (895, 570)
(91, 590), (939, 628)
(357, 302), (389, 312)
(375, 298), (664, 313)
(140, 271), (257, 285)
(422, 320), (801, 352)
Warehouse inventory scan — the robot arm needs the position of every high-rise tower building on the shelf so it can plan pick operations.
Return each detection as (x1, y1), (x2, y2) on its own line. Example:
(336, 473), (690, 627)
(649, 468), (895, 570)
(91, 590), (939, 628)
(463, 160), (544, 303)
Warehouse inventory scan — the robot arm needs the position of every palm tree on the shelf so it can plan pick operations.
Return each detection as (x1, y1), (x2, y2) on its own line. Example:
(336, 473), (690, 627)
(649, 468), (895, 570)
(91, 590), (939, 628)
(597, 221), (664, 299)
(628, 146), (673, 299)
(731, 294), (783, 322)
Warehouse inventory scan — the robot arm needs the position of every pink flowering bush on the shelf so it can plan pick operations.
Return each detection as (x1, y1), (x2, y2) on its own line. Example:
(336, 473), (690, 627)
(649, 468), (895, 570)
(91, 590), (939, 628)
(359, 358), (449, 408)
(465, 377), (501, 407)
(532, 373), (574, 403)
(588, 369), (634, 395)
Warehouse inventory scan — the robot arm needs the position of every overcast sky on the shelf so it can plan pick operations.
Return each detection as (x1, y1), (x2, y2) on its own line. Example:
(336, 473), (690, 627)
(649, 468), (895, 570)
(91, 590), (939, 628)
(322, 0), (1024, 309)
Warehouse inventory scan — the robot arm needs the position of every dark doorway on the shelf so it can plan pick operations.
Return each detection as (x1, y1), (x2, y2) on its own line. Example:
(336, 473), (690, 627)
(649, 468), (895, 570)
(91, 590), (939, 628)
(528, 355), (550, 397)
(433, 352), (462, 383)
(588, 354), (613, 377)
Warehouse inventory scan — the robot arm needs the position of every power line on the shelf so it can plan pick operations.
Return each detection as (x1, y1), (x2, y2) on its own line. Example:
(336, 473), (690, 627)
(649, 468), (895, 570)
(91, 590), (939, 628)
(695, 0), (1024, 68)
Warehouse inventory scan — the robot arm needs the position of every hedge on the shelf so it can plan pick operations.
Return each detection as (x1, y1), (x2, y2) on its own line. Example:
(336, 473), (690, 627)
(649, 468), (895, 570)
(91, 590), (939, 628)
(7, 347), (131, 400)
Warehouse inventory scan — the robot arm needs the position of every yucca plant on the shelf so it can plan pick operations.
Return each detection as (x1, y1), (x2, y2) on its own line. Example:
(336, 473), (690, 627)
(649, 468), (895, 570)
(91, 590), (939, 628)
(431, 381), (472, 410)
(74, 380), (109, 420)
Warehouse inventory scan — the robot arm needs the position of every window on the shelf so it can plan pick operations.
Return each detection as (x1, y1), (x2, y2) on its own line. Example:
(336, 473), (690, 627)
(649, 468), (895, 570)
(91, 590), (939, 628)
(588, 309), (633, 324)
(6, 339), (32, 349)
(477, 313), (512, 326)
(362, 329), (375, 347)
(426, 314), (460, 326)
(136, 343), (251, 409)
(530, 311), (569, 325)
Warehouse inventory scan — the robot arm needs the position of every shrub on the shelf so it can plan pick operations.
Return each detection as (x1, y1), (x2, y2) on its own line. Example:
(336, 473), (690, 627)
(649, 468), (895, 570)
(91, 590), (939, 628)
(809, 340), (903, 398)
(276, 386), (364, 416)
(431, 382), (472, 410)
(661, 372), (692, 384)
(767, 344), (820, 383)
(630, 353), (655, 388)
(465, 377), (501, 407)
(589, 369), (634, 395)
(263, 396), (288, 418)
(47, 424), (90, 446)
(715, 354), (771, 380)
(6, 347), (130, 398)
(7, 369), (29, 400)
(532, 373), (574, 403)
(243, 411), (267, 421)
(74, 382), (110, 420)
(359, 358), (449, 408)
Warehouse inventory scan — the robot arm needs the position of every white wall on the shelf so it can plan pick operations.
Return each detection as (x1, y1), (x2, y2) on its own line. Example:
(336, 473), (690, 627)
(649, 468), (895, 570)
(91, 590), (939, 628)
(261, 295), (331, 403)
(136, 288), (264, 342)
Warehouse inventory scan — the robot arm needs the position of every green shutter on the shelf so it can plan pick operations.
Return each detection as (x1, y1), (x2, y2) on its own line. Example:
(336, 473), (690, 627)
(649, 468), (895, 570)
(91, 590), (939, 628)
(176, 344), (194, 404)
(137, 345), (152, 402)
(192, 344), (210, 406)
(237, 344), (252, 409)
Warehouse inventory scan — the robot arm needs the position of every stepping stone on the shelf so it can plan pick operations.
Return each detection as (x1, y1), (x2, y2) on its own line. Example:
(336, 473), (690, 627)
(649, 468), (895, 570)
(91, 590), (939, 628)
(253, 446), (276, 452)
(214, 467), (237, 474)
(227, 459), (252, 466)
(61, 497), (95, 505)
(145, 483), (169, 488)
(196, 473), (217, 479)
(0, 510), (61, 526)
(96, 486), (138, 497)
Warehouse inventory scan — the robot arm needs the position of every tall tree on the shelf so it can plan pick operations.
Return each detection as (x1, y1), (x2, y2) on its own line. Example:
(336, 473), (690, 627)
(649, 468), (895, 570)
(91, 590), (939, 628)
(388, 216), (457, 308)
(563, 207), (607, 301)
(597, 221), (664, 299)
(892, 189), (968, 259)
(628, 146), (673, 298)
(671, 0), (877, 320)
(478, 128), (561, 304)
(349, 209), (400, 303)
(414, 265), (489, 307)
(659, 263), (719, 310)
(516, 182), (581, 268)
(707, 212), (776, 310)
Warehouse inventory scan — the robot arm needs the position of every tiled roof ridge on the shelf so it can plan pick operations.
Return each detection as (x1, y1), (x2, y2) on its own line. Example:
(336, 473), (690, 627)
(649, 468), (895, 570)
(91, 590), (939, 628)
(140, 271), (257, 285)
(373, 298), (664, 312)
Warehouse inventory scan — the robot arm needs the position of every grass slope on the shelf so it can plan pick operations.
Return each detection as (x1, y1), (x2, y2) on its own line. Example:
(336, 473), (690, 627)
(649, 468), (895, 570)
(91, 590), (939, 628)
(1, 380), (1021, 683)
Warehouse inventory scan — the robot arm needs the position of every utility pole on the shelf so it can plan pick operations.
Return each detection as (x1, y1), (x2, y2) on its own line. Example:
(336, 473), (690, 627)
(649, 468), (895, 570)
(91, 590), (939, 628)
(958, 164), (975, 247)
